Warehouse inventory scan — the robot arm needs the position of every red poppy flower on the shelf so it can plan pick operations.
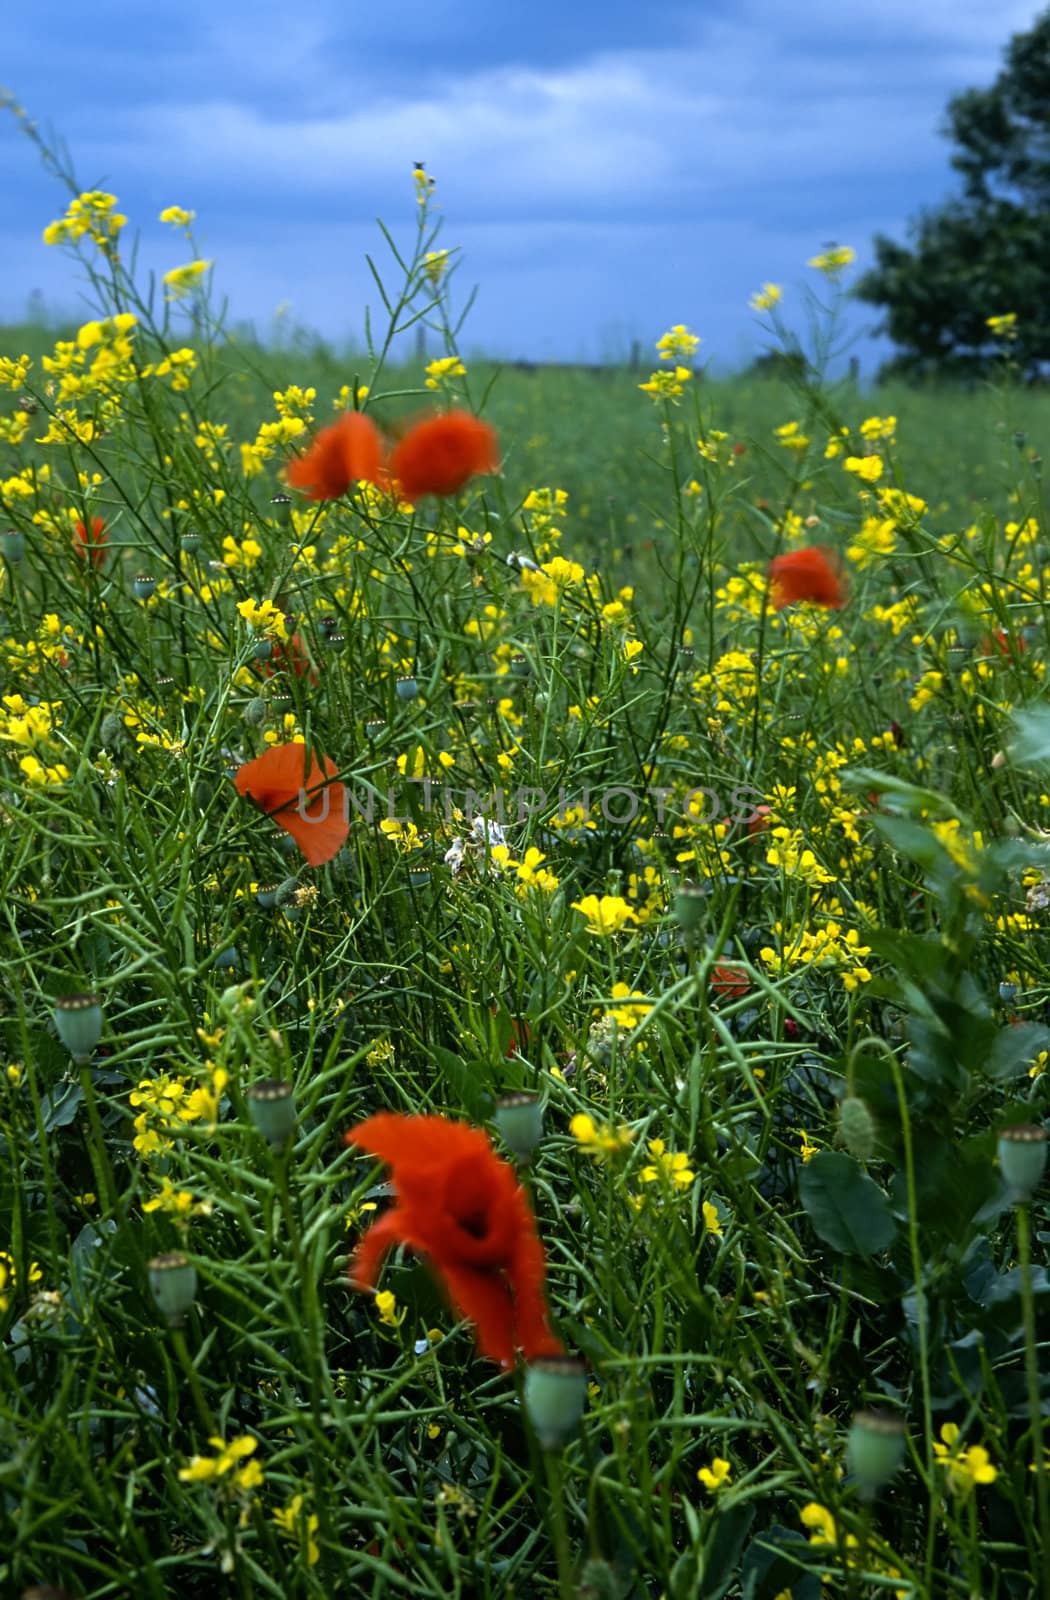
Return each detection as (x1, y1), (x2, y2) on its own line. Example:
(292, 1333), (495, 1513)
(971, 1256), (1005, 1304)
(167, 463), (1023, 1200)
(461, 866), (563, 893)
(388, 410), (500, 502)
(709, 961), (751, 1001)
(978, 628), (1023, 660)
(747, 804), (772, 837)
(345, 1112), (563, 1367)
(768, 546), (846, 611)
(234, 741), (348, 866)
(73, 516), (108, 569)
(264, 631), (319, 686)
(286, 411), (383, 501)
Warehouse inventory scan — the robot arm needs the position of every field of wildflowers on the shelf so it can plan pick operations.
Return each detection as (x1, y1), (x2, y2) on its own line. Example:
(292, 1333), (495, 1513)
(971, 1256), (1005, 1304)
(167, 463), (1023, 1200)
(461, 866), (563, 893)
(1, 131), (1050, 1600)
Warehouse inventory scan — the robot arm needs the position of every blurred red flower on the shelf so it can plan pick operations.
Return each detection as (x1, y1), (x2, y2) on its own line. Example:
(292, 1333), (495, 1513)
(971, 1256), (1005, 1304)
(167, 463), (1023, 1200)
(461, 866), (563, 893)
(345, 1112), (562, 1366)
(389, 411), (499, 502)
(768, 546), (846, 611)
(286, 411), (383, 501)
(73, 516), (108, 568)
(709, 961), (751, 1001)
(234, 741), (347, 866)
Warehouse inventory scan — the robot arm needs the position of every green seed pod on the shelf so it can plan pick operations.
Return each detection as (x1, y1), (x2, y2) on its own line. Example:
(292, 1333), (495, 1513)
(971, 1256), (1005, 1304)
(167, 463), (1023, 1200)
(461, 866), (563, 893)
(53, 993), (103, 1062)
(407, 866), (431, 889)
(99, 712), (124, 748)
(998, 1123), (1047, 1203)
(838, 1096), (877, 1162)
(673, 883), (707, 932)
(524, 1357), (587, 1451)
(396, 675), (419, 701)
(3, 529), (26, 564)
(494, 1093), (544, 1163)
(247, 1079), (297, 1149)
(846, 1410), (906, 1501)
(577, 1557), (621, 1600)
(255, 883), (280, 909)
(148, 1252), (198, 1326)
(179, 531), (201, 555)
(133, 574), (157, 600)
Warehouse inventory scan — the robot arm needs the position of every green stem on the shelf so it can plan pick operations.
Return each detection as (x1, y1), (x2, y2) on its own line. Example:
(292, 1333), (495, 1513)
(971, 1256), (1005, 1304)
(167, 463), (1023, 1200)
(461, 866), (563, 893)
(544, 1451), (577, 1600)
(885, 1046), (938, 1588)
(1017, 1202), (1049, 1599)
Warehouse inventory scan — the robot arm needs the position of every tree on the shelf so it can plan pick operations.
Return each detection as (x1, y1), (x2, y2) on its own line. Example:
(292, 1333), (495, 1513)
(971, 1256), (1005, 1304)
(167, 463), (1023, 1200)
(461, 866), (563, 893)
(856, 8), (1050, 380)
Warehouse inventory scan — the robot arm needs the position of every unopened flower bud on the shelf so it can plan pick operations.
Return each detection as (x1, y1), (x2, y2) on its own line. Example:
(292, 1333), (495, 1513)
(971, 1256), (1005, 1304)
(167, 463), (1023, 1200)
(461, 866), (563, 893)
(847, 1410), (906, 1501)
(494, 1092), (544, 1163)
(148, 1252), (197, 1326)
(99, 711), (124, 747)
(524, 1357), (587, 1450)
(53, 993), (103, 1062)
(838, 1096), (876, 1162)
(997, 1123), (1047, 1202)
(243, 696), (268, 727)
(273, 877), (300, 908)
(247, 1079), (297, 1149)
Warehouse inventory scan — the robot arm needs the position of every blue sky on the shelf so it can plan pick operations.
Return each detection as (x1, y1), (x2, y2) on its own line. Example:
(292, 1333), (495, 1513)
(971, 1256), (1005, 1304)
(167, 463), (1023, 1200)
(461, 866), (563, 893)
(1, 0), (1044, 369)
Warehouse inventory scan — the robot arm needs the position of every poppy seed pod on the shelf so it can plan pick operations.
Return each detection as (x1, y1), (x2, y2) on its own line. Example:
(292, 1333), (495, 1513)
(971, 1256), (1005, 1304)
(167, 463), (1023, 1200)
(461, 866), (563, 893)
(252, 638), (274, 661)
(133, 574), (157, 600)
(846, 1410), (906, 1501)
(3, 528), (25, 563)
(524, 1357), (587, 1451)
(365, 719), (387, 742)
(179, 531), (202, 555)
(148, 1252), (198, 1326)
(494, 1093), (544, 1164)
(53, 993), (103, 1062)
(254, 883), (280, 909)
(673, 883), (707, 932)
(396, 676), (419, 701)
(247, 1079), (297, 1149)
(997, 1123), (1047, 1202)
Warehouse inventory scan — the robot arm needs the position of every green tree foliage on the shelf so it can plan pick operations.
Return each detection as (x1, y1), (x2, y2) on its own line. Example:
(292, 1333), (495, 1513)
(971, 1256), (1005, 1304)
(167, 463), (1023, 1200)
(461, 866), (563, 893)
(857, 8), (1050, 380)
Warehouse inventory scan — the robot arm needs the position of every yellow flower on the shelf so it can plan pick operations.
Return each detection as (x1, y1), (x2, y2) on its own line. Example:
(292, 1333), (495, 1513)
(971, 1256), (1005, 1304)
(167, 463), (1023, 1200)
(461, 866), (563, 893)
(571, 894), (636, 935)
(423, 249), (450, 285)
(569, 1113), (633, 1159)
(797, 1130), (820, 1164)
(932, 1423), (998, 1492)
(749, 283), (782, 311)
(986, 312), (1017, 339)
(424, 355), (466, 389)
(697, 1457), (732, 1492)
(808, 245), (855, 274)
(178, 1435), (262, 1490)
(655, 324), (701, 362)
(640, 1139), (695, 1189)
(843, 454), (883, 483)
(702, 1201), (723, 1238)
(605, 984), (652, 1029)
(638, 366), (692, 402)
(163, 260), (211, 300)
(159, 206), (195, 228)
(273, 1493), (321, 1565)
(375, 1289), (403, 1328)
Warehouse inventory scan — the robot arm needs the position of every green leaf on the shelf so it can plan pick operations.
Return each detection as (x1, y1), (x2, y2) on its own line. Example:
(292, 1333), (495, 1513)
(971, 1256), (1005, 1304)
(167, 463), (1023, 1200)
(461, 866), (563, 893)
(700, 1504), (756, 1600)
(985, 1021), (1050, 1080)
(799, 1152), (897, 1257)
